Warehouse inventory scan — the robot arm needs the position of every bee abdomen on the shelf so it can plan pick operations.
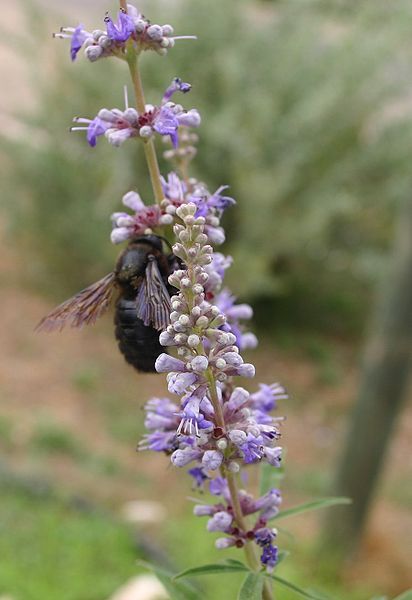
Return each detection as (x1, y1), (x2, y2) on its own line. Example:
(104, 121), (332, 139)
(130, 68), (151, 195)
(114, 298), (163, 373)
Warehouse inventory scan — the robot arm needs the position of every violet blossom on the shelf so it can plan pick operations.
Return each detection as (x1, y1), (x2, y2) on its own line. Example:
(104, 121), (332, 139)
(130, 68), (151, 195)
(71, 82), (200, 149)
(54, 4), (196, 62)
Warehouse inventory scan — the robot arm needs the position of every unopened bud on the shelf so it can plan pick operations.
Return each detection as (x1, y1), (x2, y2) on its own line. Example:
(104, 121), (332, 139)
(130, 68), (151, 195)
(139, 125), (152, 138)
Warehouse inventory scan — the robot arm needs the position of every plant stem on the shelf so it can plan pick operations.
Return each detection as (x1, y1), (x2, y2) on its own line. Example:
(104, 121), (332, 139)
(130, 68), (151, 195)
(119, 0), (127, 12)
(126, 56), (165, 205)
(207, 373), (273, 600)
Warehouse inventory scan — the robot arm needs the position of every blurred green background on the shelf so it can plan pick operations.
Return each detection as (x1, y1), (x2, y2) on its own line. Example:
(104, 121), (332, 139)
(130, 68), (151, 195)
(0, 0), (411, 599)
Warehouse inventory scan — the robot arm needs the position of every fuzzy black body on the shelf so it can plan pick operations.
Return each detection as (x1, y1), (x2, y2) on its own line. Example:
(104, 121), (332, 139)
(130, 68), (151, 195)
(113, 236), (176, 373)
(114, 298), (164, 372)
(36, 235), (177, 374)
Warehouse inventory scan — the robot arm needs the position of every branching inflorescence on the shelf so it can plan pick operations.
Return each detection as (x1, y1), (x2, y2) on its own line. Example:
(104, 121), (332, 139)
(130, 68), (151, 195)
(55, 3), (288, 597)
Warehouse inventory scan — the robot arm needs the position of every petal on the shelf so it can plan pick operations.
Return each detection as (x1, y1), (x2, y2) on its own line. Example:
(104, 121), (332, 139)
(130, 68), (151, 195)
(155, 354), (186, 373)
(122, 190), (145, 211)
(110, 227), (132, 244)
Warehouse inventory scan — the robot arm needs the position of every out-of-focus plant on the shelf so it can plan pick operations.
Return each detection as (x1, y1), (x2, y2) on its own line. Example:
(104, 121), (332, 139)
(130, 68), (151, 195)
(3, 0), (412, 328)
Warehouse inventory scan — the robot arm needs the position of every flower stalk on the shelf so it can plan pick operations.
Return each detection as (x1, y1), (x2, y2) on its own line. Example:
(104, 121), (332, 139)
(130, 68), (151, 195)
(55, 4), (286, 598)
(126, 53), (165, 205)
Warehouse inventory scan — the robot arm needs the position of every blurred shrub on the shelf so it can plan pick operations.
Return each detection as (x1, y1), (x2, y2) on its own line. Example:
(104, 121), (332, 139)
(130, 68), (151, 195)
(3, 0), (412, 331)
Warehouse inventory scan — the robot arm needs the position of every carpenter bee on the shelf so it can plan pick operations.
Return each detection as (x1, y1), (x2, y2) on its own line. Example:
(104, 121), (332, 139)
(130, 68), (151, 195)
(36, 235), (179, 372)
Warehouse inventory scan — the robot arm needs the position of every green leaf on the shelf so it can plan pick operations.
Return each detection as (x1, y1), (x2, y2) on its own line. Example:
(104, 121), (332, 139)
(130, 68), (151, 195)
(393, 591), (412, 600)
(174, 562), (249, 580)
(223, 559), (250, 568)
(137, 560), (200, 600)
(272, 497), (352, 521)
(266, 574), (329, 600)
(238, 573), (265, 600)
(259, 461), (285, 495)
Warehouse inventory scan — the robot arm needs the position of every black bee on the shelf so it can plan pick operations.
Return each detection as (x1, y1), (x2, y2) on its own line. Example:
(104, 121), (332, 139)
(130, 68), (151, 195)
(36, 235), (179, 372)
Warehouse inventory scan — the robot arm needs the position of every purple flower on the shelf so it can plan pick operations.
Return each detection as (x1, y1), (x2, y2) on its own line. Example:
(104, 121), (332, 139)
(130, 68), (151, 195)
(251, 489), (282, 520)
(239, 433), (264, 464)
(207, 510), (233, 532)
(70, 116), (110, 147)
(250, 383), (288, 413)
(155, 354), (186, 373)
(167, 371), (199, 395)
(260, 544), (278, 571)
(105, 10), (135, 43)
(171, 447), (202, 467)
(163, 78), (192, 103)
(188, 467), (209, 488)
(264, 446), (282, 468)
(153, 106), (180, 148)
(161, 172), (187, 205)
(191, 186), (235, 218)
(209, 477), (229, 497)
(70, 24), (90, 60)
(255, 527), (277, 547)
(202, 450), (223, 471)
(139, 430), (176, 452)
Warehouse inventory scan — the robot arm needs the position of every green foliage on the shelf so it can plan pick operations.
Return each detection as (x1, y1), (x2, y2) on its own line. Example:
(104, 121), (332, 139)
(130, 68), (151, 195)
(238, 573), (265, 600)
(0, 487), (139, 600)
(272, 497), (352, 521)
(30, 419), (86, 458)
(138, 560), (201, 600)
(3, 0), (412, 329)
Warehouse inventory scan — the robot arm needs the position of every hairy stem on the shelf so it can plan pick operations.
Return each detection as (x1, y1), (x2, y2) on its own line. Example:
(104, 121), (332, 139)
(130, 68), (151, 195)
(207, 373), (273, 600)
(127, 56), (165, 205)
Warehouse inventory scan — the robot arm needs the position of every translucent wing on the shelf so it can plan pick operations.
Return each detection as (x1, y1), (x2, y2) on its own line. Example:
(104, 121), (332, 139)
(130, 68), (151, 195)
(36, 272), (116, 332)
(136, 256), (172, 331)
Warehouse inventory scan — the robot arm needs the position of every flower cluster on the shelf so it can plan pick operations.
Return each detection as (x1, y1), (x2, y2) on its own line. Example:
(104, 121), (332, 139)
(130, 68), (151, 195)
(139, 203), (287, 570)
(71, 79), (200, 148)
(54, 4), (196, 62)
(54, 1), (288, 579)
(194, 478), (281, 572)
(110, 171), (234, 245)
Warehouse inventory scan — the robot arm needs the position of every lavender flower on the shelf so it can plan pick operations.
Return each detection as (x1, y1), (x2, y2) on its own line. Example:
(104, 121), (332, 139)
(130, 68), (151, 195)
(71, 83), (200, 148)
(54, 4), (196, 62)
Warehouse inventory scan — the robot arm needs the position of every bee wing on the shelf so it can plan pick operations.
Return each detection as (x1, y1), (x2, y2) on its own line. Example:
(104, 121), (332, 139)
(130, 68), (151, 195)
(36, 272), (117, 332)
(136, 257), (172, 331)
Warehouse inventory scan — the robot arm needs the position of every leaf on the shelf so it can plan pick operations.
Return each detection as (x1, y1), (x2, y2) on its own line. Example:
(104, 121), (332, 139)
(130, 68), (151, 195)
(393, 592), (412, 600)
(223, 559), (250, 568)
(137, 560), (200, 600)
(266, 574), (329, 600)
(238, 573), (265, 600)
(259, 461), (285, 495)
(272, 497), (352, 521)
(174, 562), (249, 580)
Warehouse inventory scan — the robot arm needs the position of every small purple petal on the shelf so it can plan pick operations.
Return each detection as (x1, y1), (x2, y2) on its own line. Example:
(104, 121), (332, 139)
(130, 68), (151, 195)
(122, 190), (145, 211)
(155, 354), (186, 373)
(86, 117), (109, 147)
(202, 450), (223, 471)
(207, 511), (233, 532)
(209, 477), (228, 496)
(110, 227), (132, 244)
(70, 24), (88, 61)
(171, 447), (201, 467)
(167, 372), (198, 395)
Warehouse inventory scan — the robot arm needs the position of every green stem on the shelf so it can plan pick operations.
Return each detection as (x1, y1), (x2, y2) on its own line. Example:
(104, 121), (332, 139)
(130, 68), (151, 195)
(126, 56), (165, 205)
(207, 372), (274, 600)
